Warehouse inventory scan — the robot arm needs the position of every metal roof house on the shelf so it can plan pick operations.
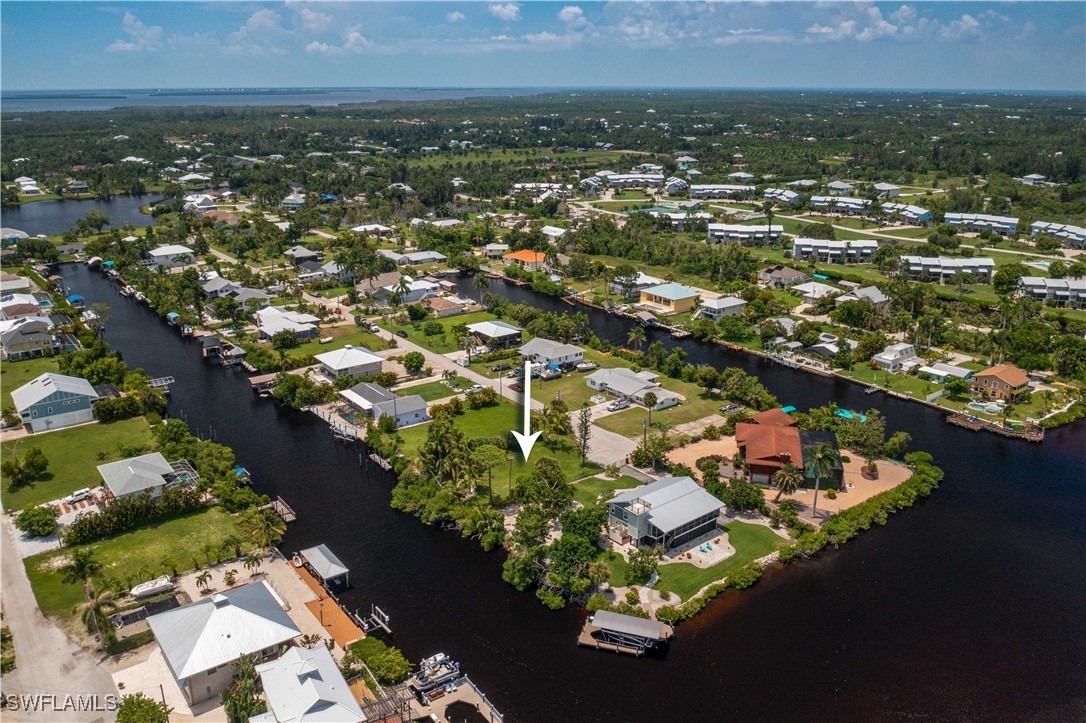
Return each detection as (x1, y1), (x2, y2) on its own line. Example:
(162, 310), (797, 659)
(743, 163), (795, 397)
(707, 223), (783, 245)
(251, 645), (364, 723)
(314, 346), (383, 380)
(689, 184), (754, 200)
(809, 196), (871, 215)
(900, 256), (995, 282)
(146, 581), (301, 705)
(638, 282), (700, 314)
(607, 476), (724, 550)
(519, 338), (585, 368)
(693, 296), (747, 320)
(299, 544), (350, 588)
(11, 372), (99, 433)
(793, 238), (878, 264)
(609, 271), (664, 299)
(255, 307), (320, 340)
(943, 213), (1019, 236)
(339, 381), (395, 414)
(97, 452), (200, 500)
(586, 368), (679, 410)
(372, 394), (429, 428)
(1031, 221), (1086, 249)
(147, 244), (195, 267)
(467, 320), (523, 348)
(881, 202), (933, 225)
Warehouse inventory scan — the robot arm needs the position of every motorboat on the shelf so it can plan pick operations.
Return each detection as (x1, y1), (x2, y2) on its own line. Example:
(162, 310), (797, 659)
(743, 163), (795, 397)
(409, 653), (461, 693)
(130, 575), (174, 599)
(575, 361), (599, 372)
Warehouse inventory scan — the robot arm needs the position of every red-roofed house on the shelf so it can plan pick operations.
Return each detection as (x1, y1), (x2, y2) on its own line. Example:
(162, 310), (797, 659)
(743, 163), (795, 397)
(503, 249), (547, 272)
(971, 364), (1030, 401)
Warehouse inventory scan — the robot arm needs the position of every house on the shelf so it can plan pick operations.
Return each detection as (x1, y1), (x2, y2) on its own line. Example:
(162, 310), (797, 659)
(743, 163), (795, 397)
(872, 343), (922, 373)
(483, 243), (510, 259)
(355, 271), (402, 298)
(1020, 173), (1047, 186)
(388, 182), (417, 197)
(586, 367), (679, 410)
(606, 476), (724, 550)
(251, 645), (365, 723)
(791, 281), (840, 304)
(97, 452), (198, 500)
(177, 172), (211, 185)
(602, 173), (664, 188)
(467, 320), (522, 349)
(280, 192), (306, 210)
(809, 196), (871, 215)
(378, 250), (447, 267)
(639, 163), (664, 173)
(578, 177), (604, 196)
(763, 188), (801, 206)
(689, 184), (754, 200)
(916, 363), (974, 383)
(1015, 277), (1086, 306)
(881, 203), (933, 226)
(943, 213), (1018, 236)
(423, 296), (469, 317)
(230, 287), (273, 310)
(201, 275), (239, 299)
(727, 171), (755, 182)
(693, 296), (747, 320)
(642, 210), (712, 231)
(340, 381), (395, 416)
(793, 238), (878, 264)
(148, 244), (195, 267)
(503, 249), (547, 272)
(255, 307), (319, 340)
(284, 246), (321, 265)
(1031, 221), (1086, 249)
(674, 155), (699, 166)
(707, 224), (783, 245)
(664, 177), (689, 195)
(835, 285), (891, 310)
(540, 225), (568, 241)
(737, 411), (843, 489)
(826, 180), (853, 195)
(68, 180), (89, 194)
(787, 179), (819, 189)
(758, 265), (808, 289)
(183, 194), (217, 213)
(519, 338), (585, 369)
(320, 261), (353, 284)
(609, 271), (664, 299)
(373, 394), (429, 428)
(971, 364), (1030, 401)
(375, 278), (439, 305)
(314, 345), (383, 380)
(351, 223), (394, 238)
(639, 283), (700, 315)
(873, 182), (901, 198)
(900, 256), (995, 282)
(0, 272), (31, 294)
(1, 316), (58, 360)
(146, 581), (300, 705)
(11, 372), (99, 433)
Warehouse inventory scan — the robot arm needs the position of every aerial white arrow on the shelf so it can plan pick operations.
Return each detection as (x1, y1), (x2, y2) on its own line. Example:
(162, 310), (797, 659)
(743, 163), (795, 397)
(511, 359), (541, 461)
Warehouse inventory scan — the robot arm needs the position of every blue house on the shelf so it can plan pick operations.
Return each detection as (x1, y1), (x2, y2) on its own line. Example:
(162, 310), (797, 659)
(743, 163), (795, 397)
(11, 372), (99, 433)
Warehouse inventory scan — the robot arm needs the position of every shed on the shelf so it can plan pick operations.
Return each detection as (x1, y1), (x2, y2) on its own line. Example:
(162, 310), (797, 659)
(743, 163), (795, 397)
(300, 544), (349, 587)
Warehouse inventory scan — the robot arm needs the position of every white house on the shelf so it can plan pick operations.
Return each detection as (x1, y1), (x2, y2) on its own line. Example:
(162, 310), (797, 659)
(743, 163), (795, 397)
(483, 243), (510, 259)
(607, 476), (723, 550)
(873, 182), (901, 198)
(519, 338), (585, 369)
(690, 184), (754, 200)
(372, 395), (429, 428)
(793, 238), (878, 264)
(148, 244), (195, 267)
(375, 278), (438, 304)
(351, 223), (393, 238)
(763, 188), (801, 206)
(255, 307), (319, 340)
(899, 256), (995, 282)
(943, 213), (1018, 236)
(872, 343), (922, 372)
(540, 225), (568, 241)
(836, 285), (891, 310)
(586, 367), (679, 410)
(1031, 221), (1086, 249)
(609, 271), (664, 299)
(810, 196), (871, 215)
(314, 345), (383, 380)
(11, 372), (99, 433)
(280, 192), (306, 210)
(707, 224), (783, 245)
(252, 645), (365, 723)
(791, 281), (841, 304)
(693, 296), (747, 320)
(96, 452), (193, 500)
(467, 320), (522, 349)
(826, 180), (853, 195)
(881, 203), (933, 225)
(1016, 277), (1086, 306)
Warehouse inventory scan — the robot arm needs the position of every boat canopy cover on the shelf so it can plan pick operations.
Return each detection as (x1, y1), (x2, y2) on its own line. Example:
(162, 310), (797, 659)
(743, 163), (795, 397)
(592, 610), (670, 641)
(301, 544), (349, 582)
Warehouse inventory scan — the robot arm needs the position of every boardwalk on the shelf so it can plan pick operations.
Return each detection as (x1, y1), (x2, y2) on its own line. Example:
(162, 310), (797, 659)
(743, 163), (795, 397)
(293, 564), (366, 649)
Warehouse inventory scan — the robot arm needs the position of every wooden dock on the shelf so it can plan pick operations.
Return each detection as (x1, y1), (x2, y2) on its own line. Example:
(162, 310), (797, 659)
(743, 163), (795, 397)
(262, 496), (296, 522)
(947, 412), (1044, 442)
(576, 630), (645, 657)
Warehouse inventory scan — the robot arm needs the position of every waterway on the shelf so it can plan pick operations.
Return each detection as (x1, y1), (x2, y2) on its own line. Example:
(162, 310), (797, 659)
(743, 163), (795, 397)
(62, 265), (1085, 720)
(0, 194), (160, 237)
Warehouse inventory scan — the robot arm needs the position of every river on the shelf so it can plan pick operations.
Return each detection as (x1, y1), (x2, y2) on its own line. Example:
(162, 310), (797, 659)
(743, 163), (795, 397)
(62, 265), (1085, 721)
(0, 194), (160, 237)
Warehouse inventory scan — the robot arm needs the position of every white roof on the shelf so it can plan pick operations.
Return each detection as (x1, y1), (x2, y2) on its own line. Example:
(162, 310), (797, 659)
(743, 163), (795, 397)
(701, 296), (747, 310)
(255, 645), (364, 723)
(610, 476), (723, 534)
(540, 225), (567, 238)
(467, 320), (522, 338)
(300, 544), (349, 582)
(352, 223), (392, 233)
(519, 337), (584, 359)
(792, 281), (840, 298)
(148, 581), (300, 680)
(97, 452), (172, 497)
(11, 373), (99, 411)
(314, 346), (382, 371)
(149, 244), (195, 257)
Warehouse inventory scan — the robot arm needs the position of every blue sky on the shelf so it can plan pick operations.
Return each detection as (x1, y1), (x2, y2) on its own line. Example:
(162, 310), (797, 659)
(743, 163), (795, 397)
(2, 2), (1083, 92)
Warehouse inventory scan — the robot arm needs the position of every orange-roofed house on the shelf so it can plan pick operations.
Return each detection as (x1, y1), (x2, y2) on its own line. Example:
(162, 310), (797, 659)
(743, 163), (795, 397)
(503, 249), (547, 272)
(971, 364), (1030, 401)
(749, 408), (797, 427)
(735, 422), (803, 484)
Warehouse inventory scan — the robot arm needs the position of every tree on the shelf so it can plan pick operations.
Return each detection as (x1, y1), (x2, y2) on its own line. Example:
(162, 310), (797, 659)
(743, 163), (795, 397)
(945, 376), (971, 399)
(772, 463), (804, 502)
(402, 351), (425, 373)
(238, 507), (286, 548)
(223, 569), (238, 586)
(575, 403), (593, 463)
(14, 505), (56, 537)
(627, 547), (659, 585)
(116, 693), (172, 723)
(993, 263), (1029, 297)
(2, 447), (49, 489)
(805, 443), (841, 519)
(243, 553), (264, 576)
(626, 325), (645, 350)
(642, 392), (658, 428)
(221, 534), (245, 559)
(884, 431), (912, 459)
(88, 303), (111, 341)
(221, 654), (266, 723)
(62, 548), (103, 591)
(196, 570), (212, 593)
(79, 583), (117, 641)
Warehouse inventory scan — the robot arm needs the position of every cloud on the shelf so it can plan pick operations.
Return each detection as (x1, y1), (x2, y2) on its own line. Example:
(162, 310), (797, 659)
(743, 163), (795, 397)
(938, 14), (982, 40)
(489, 3), (521, 22)
(105, 11), (164, 52)
(233, 9), (284, 40)
(446, 11), (465, 24)
(298, 7), (332, 33)
(558, 6), (585, 25)
(304, 26), (373, 55)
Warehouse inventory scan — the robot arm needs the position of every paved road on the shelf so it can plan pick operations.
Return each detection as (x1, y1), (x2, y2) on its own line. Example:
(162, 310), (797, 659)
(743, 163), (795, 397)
(0, 512), (117, 722)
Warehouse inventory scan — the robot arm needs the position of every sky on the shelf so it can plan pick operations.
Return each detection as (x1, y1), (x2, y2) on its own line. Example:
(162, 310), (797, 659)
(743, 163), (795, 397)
(2, 1), (1083, 92)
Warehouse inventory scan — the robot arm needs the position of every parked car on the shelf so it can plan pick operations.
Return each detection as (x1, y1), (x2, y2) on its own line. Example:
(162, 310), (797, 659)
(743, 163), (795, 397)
(606, 399), (630, 412)
(490, 363), (512, 372)
(468, 384), (485, 392)
(65, 488), (93, 504)
(396, 330), (409, 338)
(369, 324), (381, 333)
(509, 383), (523, 392)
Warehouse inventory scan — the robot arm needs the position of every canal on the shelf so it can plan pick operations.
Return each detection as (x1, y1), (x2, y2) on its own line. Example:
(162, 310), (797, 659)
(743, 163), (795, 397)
(1, 194), (161, 237)
(64, 265), (1085, 721)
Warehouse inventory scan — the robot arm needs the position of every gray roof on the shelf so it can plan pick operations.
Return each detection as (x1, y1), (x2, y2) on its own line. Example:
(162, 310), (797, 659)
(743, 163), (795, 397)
(843, 286), (890, 305)
(610, 476), (723, 534)
(373, 394), (428, 417)
(343, 381), (394, 405)
(519, 337), (584, 360)
(10, 372), (98, 411)
(97, 452), (173, 497)
(230, 287), (272, 304)
(147, 581), (300, 680)
(587, 367), (658, 398)
(300, 544), (349, 582)
(285, 245), (319, 259)
(255, 645), (364, 723)
(467, 320), (522, 338)
(202, 277), (235, 293)
(591, 610), (671, 641)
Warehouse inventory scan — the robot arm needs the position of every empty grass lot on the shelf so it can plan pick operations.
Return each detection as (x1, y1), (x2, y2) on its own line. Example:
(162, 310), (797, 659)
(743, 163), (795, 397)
(656, 521), (789, 600)
(1, 356), (61, 409)
(379, 310), (497, 354)
(1, 416), (154, 511)
(594, 379), (726, 440)
(23, 507), (247, 620)
(572, 475), (641, 508)
(286, 326), (388, 358)
(397, 381), (462, 402)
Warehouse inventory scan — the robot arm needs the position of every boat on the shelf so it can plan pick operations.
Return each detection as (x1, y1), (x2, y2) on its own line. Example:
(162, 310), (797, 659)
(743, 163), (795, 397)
(576, 361), (599, 372)
(86, 256), (103, 268)
(181, 324), (195, 337)
(119, 285), (134, 297)
(130, 575), (174, 599)
(409, 653), (461, 693)
(292, 553), (304, 567)
(134, 291), (147, 303)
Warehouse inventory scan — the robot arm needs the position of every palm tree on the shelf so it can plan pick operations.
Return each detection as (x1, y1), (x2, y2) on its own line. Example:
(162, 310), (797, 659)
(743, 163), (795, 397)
(201, 541), (219, 566)
(196, 570), (212, 594)
(160, 556), (180, 578)
(627, 326), (645, 351)
(473, 272), (490, 302)
(643, 392), (658, 428)
(773, 463), (804, 502)
(243, 554), (264, 577)
(239, 507), (287, 549)
(223, 569), (239, 587)
(79, 583), (117, 648)
(805, 444), (841, 520)
(220, 534), (245, 559)
(62, 549), (103, 592)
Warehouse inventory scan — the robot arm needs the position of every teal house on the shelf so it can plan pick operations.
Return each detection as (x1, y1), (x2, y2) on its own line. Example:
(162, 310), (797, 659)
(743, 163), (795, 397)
(11, 372), (99, 433)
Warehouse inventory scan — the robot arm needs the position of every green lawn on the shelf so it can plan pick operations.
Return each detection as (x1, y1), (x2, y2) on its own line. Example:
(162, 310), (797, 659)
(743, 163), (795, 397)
(380, 310), (498, 354)
(286, 326), (388, 358)
(1, 416), (154, 511)
(526, 350), (629, 407)
(23, 507), (247, 619)
(397, 399), (600, 486)
(572, 475), (640, 507)
(1, 356), (60, 409)
(599, 550), (630, 587)
(878, 226), (932, 239)
(397, 381), (461, 402)
(594, 379), (724, 440)
(656, 521), (789, 600)
(314, 285), (354, 299)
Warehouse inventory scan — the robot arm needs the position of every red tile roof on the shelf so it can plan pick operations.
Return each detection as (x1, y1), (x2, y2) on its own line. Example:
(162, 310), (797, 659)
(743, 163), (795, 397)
(735, 423), (802, 469)
(503, 249), (546, 263)
(975, 364), (1030, 388)
(750, 408), (797, 427)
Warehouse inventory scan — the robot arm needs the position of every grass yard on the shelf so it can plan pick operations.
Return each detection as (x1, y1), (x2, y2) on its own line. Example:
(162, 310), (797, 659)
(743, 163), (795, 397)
(572, 475), (641, 508)
(314, 285), (354, 299)
(287, 325), (388, 357)
(397, 380), (461, 402)
(594, 378), (725, 440)
(1, 416), (154, 511)
(599, 550), (631, 587)
(396, 398), (600, 485)
(23, 507), (247, 620)
(527, 350), (629, 407)
(656, 521), (789, 600)
(1, 356), (60, 409)
(878, 226), (932, 239)
(379, 310), (497, 354)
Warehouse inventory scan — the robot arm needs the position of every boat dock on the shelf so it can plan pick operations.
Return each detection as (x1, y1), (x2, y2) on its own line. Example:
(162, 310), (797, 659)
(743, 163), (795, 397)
(576, 610), (674, 658)
(947, 412), (1044, 442)
(249, 372), (279, 392)
(291, 562), (366, 650)
(261, 496), (296, 522)
(406, 675), (505, 723)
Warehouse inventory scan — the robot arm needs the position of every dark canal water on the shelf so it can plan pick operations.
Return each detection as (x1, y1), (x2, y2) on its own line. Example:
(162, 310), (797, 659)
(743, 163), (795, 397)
(64, 265), (1086, 721)
(0, 194), (160, 237)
